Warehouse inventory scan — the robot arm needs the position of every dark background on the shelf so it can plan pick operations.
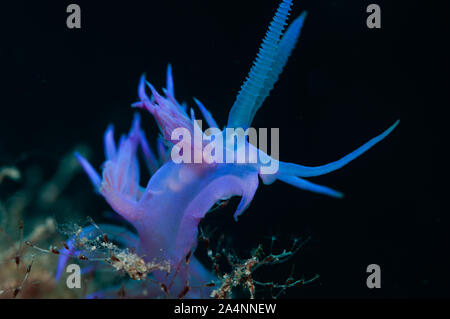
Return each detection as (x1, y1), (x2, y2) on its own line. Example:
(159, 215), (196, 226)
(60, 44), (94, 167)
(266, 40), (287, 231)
(1, 0), (446, 298)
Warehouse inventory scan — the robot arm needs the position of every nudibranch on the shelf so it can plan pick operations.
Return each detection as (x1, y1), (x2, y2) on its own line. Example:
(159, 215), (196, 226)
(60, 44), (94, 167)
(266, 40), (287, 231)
(57, 0), (398, 298)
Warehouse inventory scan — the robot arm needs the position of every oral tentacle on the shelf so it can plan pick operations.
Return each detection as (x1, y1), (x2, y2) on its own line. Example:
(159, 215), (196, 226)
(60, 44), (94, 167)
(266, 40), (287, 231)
(278, 120), (400, 177)
(277, 175), (344, 198)
(193, 97), (219, 129)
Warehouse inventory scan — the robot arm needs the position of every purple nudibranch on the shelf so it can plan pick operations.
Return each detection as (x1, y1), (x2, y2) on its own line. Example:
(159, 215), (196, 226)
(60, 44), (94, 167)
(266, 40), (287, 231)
(57, 0), (398, 298)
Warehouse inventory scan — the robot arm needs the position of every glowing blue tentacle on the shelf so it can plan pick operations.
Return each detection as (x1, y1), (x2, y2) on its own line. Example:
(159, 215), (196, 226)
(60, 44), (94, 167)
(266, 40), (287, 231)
(227, 0), (293, 129)
(277, 175), (343, 198)
(166, 64), (174, 97)
(250, 11), (307, 122)
(279, 120), (400, 177)
(75, 152), (101, 190)
(193, 97), (219, 128)
(190, 107), (196, 122)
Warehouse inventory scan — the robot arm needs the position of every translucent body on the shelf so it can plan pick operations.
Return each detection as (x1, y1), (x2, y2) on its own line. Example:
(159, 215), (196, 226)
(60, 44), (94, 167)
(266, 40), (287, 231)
(57, 0), (399, 298)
